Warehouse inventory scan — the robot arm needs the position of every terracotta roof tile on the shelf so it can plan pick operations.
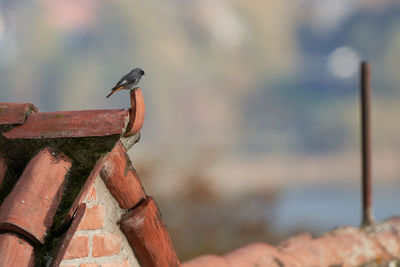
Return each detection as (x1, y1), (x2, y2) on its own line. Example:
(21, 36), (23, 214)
(119, 196), (180, 267)
(182, 255), (229, 267)
(0, 102), (38, 126)
(183, 218), (400, 267)
(2, 109), (129, 139)
(100, 141), (146, 209)
(224, 243), (282, 267)
(125, 88), (145, 137)
(0, 99), (156, 266)
(0, 147), (71, 244)
(0, 233), (35, 267)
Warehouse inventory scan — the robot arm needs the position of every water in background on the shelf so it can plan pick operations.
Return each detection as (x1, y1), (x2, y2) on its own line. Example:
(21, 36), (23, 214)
(276, 183), (400, 234)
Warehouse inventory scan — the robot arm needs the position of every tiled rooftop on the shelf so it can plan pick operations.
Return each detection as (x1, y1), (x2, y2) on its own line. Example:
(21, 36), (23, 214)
(183, 218), (400, 267)
(0, 90), (179, 267)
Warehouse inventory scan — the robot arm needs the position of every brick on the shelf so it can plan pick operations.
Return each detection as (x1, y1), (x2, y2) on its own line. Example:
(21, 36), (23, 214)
(85, 184), (97, 202)
(78, 205), (105, 230)
(79, 264), (98, 267)
(92, 234), (121, 257)
(59, 156), (104, 232)
(2, 109), (129, 139)
(125, 88), (145, 136)
(100, 260), (130, 267)
(100, 142), (146, 210)
(119, 197), (180, 267)
(50, 204), (86, 267)
(0, 233), (35, 267)
(63, 235), (89, 260)
(0, 147), (71, 244)
(0, 102), (38, 125)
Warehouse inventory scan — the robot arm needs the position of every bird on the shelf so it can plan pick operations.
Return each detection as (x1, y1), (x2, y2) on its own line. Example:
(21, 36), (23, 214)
(106, 67), (145, 98)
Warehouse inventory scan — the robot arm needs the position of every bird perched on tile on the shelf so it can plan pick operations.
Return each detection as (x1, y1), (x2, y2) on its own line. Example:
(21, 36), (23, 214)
(106, 67), (145, 98)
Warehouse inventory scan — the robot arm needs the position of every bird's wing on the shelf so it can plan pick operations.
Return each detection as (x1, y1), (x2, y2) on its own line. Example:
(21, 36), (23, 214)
(111, 78), (128, 91)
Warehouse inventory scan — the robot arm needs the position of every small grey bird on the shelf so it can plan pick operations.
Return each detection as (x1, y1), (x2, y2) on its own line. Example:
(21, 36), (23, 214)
(106, 68), (145, 98)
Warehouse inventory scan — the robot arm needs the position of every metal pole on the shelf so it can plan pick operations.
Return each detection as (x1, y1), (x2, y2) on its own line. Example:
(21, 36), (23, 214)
(360, 61), (375, 226)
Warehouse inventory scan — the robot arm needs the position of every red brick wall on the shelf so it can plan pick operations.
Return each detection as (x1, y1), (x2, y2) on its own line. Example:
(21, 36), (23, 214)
(59, 178), (139, 267)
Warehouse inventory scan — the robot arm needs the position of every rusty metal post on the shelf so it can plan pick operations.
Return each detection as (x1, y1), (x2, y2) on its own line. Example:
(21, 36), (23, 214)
(360, 61), (375, 226)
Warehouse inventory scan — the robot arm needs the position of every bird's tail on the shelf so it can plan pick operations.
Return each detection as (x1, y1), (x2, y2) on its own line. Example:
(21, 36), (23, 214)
(106, 86), (124, 98)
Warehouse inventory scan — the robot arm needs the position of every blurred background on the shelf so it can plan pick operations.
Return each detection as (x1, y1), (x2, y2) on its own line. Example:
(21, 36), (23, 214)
(1, 0), (400, 261)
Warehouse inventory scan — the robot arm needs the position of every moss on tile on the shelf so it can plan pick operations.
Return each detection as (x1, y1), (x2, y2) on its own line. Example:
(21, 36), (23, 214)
(0, 134), (122, 266)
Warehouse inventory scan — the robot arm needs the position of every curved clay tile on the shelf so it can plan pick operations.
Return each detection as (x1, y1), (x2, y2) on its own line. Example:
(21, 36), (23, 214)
(100, 141), (146, 210)
(0, 233), (35, 267)
(0, 102), (38, 126)
(0, 147), (71, 244)
(125, 88), (145, 137)
(182, 255), (229, 267)
(119, 197), (180, 267)
(2, 109), (130, 139)
(182, 218), (400, 267)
